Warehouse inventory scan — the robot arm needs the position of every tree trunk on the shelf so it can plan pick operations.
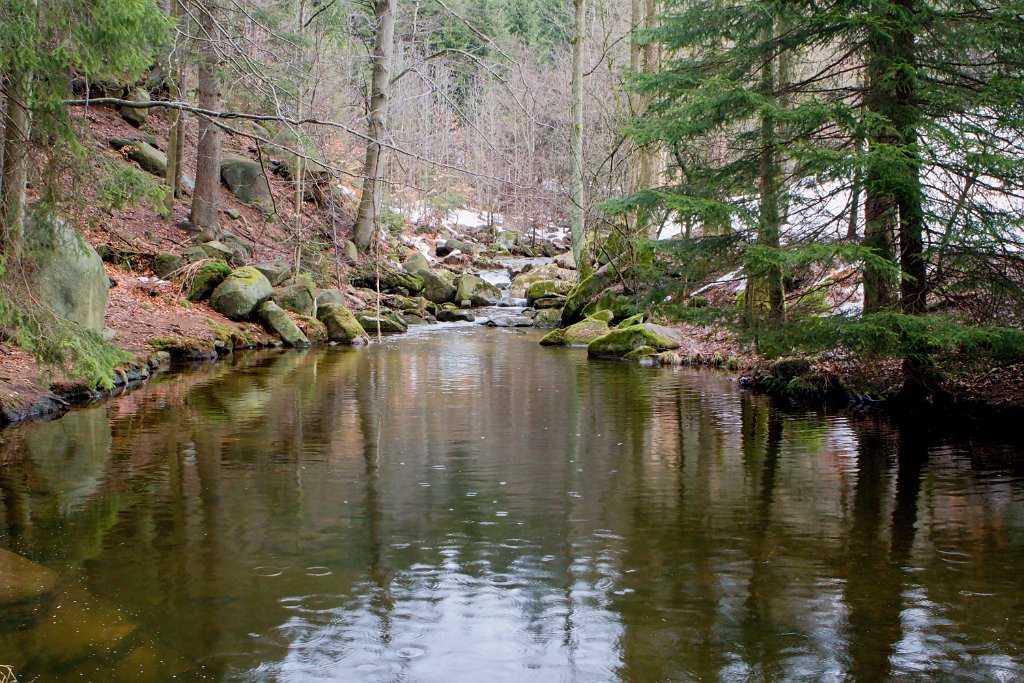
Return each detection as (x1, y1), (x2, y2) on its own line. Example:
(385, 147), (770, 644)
(164, 0), (186, 214)
(292, 0), (307, 272)
(1, 63), (31, 251)
(353, 0), (397, 251)
(756, 51), (785, 327)
(569, 0), (587, 276)
(191, 0), (222, 242)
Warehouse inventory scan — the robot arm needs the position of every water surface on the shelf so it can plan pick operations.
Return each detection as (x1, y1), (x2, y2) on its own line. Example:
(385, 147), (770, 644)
(1, 327), (1022, 681)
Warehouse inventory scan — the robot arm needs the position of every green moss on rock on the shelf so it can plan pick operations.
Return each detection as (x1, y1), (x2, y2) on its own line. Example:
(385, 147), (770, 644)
(587, 323), (684, 358)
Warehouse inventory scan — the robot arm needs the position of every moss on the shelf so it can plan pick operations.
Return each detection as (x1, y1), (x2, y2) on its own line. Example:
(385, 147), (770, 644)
(624, 345), (658, 361)
(188, 260), (232, 302)
(296, 315), (328, 343)
(562, 317), (612, 346)
(539, 328), (567, 345)
(587, 323), (683, 358)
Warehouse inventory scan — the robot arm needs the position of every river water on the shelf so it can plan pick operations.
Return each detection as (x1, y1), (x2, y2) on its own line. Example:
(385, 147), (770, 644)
(1, 327), (1022, 682)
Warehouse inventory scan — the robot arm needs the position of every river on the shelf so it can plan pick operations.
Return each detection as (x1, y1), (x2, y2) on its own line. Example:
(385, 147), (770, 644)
(1, 326), (1022, 681)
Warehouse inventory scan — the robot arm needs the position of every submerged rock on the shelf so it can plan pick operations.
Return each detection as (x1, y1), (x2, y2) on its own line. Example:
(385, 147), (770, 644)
(258, 300), (309, 347)
(316, 303), (369, 344)
(209, 266), (273, 320)
(0, 549), (59, 607)
(484, 315), (534, 328)
(436, 305), (474, 322)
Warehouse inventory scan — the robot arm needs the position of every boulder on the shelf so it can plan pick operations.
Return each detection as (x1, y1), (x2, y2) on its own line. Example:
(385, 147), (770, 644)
(119, 88), (150, 127)
(494, 230), (517, 251)
(526, 280), (573, 306)
(554, 252), (577, 270)
(200, 241), (236, 263)
(356, 310), (408, 334)
(316, 303), (369, 344)
(562, 316), (612, 346)
(417, 270), (456, 304)
(562, 261), (621, 324)
(258, 301), (309, 346)
(539, 327), (566, 345)
(0, 548), (59, 607)
(617, 313), (645, 328)
(402, 252), (432, 276)
(455, 274), (501, 307)
(253, 259), (292, 287)
(344, 240), (359, 262)
(587, 323), (685, 358)
(221, 157), (274, 213)
(209, 266), (273, 320)
(438, 239), (477, 256)
(152, 253), (183, 279)
(316, 288), (346, 307)
(182, 246), (208, 263)
(224, 208), (241, 220)
(436, 305), (474, 322)
(221, 233), (255, 265)
(273, 283), (317, 317)
(295, 315), (328, 343)
(23, 214), (109, 332)
(511, 263), (574, 289)
(110, 138), (166, 176)
(401, 313), (432, 326)
(532, 309), (562, 328)
(484, 315), (533, 328)
(534, 295), (566, 310)
(188, 260), (231, 302)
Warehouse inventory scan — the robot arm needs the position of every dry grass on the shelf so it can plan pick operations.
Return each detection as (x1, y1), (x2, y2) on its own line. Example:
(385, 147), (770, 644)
(0, 665), (19, 683)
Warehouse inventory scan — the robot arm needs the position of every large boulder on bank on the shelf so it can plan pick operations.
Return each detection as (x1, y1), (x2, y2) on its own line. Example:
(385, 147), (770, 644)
(110, 138), (166, 176)
(188, 260), (231, 302)
(356, 310), (408, 334)
(273, 283), (317, 317)
(316, 302), (369, 344)
(209, 266), (273, 320)
(152, 253), (183, 279)
(455, 274), (501, 307)
(23, 214), (109, 332)
(221, 233), (255, 265)
(316, 288), (346, 308)
(0, 548), (59, 606)
(258, 300), (309, 347)
(119, 88), (150, 127)
(221, 157), (274, 213)
(587, 323), (685, 358)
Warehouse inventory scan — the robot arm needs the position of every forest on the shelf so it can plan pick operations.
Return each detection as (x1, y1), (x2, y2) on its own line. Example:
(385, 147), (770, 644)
(1, 0), (1023, 419)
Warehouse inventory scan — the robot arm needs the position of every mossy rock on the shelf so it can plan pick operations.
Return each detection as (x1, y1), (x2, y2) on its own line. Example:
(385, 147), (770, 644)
(110, 137), (166, 176)
(188, 260), (231, 302)
(624, 345), (659, 361)
(152, 253), (183, 279)
(182, 246), (208, 263)
(316, 302), (369, 344)
(455, 274), (501, 307)
(526, 280), (572, 306)
(589, 309), (615, 323)
(562, 316), (611, 346)
(401, 253), (453, 303)
(356, 310), (408, 334)
(561, 263), (621, 324)
(539, 327), (567, 345)
(315, 288), (346, 307)
(617, 313), (645, 328)
(209, 266), (273, 320)
(580, 289), (640, 322)
(0, 548), (59, 607)
(273, 283), (317, 317)
(436, 307), (474, 322)
(532, 309), (562, 328)
(221, 233), (255, 264)
(295, 315), (328, 343)
(587, 323), (684, 358)
(200, 241), (235, 263)
(258, 300), (309, 347)
(534, 295), (566, 310)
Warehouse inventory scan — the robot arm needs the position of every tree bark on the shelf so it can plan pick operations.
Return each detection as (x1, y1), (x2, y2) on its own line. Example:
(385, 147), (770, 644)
(164, 0), (186, 214)
(1, 63), (31, 250)
(569, 0), (587, 275)
(756, 49), (784, 327)
(191, 0), (222, 241)
(353, 0), (397, 251)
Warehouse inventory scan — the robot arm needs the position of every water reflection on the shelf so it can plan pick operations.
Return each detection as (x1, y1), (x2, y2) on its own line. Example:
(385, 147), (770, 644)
(0, 328), (1022, 681)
